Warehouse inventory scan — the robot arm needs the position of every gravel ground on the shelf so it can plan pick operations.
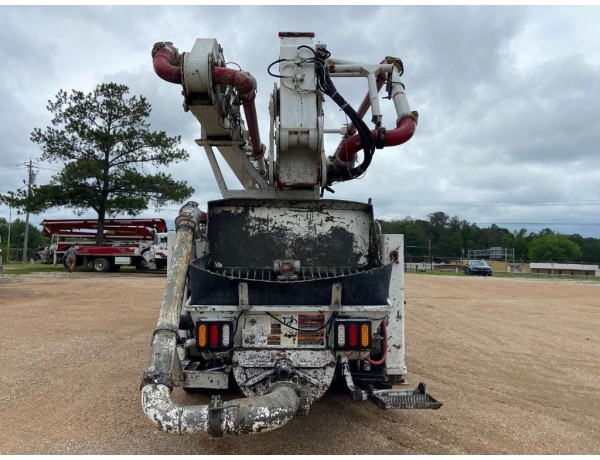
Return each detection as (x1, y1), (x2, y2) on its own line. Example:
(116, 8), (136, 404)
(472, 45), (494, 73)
(0, 271), (598, 454)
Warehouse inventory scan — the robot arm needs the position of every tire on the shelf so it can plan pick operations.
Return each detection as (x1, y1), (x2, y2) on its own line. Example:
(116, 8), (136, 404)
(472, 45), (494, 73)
(92, 257), (111, 272)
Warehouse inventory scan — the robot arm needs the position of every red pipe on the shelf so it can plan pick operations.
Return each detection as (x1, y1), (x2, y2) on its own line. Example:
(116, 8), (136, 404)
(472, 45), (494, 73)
(334, 115), (417, 165)
(151, 43), (265, 159)
(151, 43), (182, 84)
(213, 67), (256, 99)
(213, 68), (265, 159)
(365, 320), (387, 366)
(241, 100), (265, 159)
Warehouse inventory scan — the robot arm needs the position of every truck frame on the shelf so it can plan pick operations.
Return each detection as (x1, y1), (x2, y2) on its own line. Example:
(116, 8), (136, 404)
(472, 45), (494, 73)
(141, 32), (441, 437)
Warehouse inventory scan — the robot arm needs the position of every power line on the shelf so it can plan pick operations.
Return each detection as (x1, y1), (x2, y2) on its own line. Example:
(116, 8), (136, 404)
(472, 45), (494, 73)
(476, 222), (600, 226)
(362, 197), (600, 208)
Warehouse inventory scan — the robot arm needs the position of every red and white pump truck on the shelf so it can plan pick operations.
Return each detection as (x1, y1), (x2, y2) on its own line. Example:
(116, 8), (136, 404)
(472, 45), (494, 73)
(141, 32), (441, 437)
(38, 218), (173, 272)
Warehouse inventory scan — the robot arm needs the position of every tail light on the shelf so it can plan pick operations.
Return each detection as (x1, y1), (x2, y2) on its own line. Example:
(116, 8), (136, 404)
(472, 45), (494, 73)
(334, 320), (371, 350)
(196, 321), (234, 351)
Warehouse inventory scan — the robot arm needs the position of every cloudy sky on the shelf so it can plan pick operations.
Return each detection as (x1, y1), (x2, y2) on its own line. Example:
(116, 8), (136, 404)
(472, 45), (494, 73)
(1, 5), (600, 238)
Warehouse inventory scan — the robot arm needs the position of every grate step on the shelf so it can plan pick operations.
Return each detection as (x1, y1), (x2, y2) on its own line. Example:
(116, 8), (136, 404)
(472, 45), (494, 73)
(369, 382), (442, 410)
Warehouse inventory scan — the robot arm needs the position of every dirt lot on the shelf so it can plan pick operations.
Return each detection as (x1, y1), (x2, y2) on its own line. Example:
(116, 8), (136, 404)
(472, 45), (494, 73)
(0, 271), (598, 454)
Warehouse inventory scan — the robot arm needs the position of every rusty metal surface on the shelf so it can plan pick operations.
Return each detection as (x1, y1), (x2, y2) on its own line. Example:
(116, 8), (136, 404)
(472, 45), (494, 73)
(205, 198), (378, 269)
(232, 349), (336, 400)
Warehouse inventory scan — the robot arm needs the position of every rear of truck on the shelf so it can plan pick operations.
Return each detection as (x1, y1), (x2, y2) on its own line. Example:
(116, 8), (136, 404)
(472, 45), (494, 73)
(141, 31), (440, 437)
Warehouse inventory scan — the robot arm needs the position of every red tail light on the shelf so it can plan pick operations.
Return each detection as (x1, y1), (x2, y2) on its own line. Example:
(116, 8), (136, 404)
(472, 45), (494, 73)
(209, 324), (219, 347)
(348, 323), (358, 348)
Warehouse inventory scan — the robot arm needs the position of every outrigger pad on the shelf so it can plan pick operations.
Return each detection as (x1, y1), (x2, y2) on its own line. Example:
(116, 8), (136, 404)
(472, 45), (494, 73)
(369, 382), (442, 410)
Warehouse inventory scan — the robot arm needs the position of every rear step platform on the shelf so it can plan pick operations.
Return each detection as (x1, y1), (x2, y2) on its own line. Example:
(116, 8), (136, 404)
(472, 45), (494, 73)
(369, 382), (442, 410)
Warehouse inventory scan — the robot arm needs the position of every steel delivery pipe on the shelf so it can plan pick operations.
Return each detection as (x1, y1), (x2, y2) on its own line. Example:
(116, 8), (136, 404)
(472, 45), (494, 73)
(333, 115), (417, 168)
(151, 42), (182, 84)
(151, 43), (265, 163)
(140, 201), (301, 436)
(141, 383), (300, 436)
(141, 201), (201, 391)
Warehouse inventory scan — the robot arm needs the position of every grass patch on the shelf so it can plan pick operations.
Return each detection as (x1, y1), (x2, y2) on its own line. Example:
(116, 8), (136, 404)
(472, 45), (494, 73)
(415, 269), (600, 282)
(0, 263), (67, 275)
(1, 262), (147, 276)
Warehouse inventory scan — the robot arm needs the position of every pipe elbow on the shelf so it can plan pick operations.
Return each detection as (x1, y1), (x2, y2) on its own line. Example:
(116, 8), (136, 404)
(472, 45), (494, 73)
(333, 113), (418, 167)
(151, 42), (182, 84)
(385, 114), (418, 147)
(221, 384), (300, 435)
(141, 383), (301, 436)
(141, 384), (209, 434)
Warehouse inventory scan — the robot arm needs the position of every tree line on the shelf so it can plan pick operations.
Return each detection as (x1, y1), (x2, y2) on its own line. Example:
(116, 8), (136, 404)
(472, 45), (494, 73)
(2, 212), (598, 265)
(0, 83), (597, 265)
(378, 211), (599, 263)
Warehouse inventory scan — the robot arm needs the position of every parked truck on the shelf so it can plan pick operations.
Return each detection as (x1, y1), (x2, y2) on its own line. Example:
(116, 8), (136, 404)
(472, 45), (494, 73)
(39, 218), (172, 272)
(141, 32), (441, 437)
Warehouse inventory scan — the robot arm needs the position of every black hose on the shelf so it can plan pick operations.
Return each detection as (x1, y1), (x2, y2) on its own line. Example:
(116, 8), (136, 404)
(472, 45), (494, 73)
(302, 45), (376, 183)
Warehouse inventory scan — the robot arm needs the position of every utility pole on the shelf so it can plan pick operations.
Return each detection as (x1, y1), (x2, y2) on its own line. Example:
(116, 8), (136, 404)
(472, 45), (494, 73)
(22, 158), (35, 262)
(428, 236), (432, 270)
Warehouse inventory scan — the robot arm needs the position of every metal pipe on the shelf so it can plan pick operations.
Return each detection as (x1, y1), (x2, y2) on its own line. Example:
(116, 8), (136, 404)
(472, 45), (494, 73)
(141, 383), (300, 436)
(151, 43), (266, 165)
(140, 201), (302, 436)
(333, 115), (417, 168)
(151, 42), (182, 84)
(213, 67), (256, 98)
(366, 73), (382, 125)
(212, 68), (266, 163)
(141, 201), (201, 391)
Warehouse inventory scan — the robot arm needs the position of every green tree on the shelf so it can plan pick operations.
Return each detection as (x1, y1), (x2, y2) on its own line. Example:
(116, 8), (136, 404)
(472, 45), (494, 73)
(0, 218), (49, 263)
(477, 224), (509, 249)
(502, 228), (531, 261)
(4, 83), (192, 245)
(528, 233), (582, 262)
(567, 234), (600, 263)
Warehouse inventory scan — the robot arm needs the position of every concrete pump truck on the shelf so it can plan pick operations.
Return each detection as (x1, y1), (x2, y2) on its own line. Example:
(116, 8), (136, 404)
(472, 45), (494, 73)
(141, 32), (441, 437)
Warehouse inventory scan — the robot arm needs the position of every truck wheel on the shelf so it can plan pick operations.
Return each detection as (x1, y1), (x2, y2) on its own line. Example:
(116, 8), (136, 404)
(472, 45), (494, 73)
(92, 258), (110, 272)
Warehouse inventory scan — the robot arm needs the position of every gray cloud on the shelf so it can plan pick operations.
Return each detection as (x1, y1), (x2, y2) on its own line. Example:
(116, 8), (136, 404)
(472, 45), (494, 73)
(1, 5), (600, 237)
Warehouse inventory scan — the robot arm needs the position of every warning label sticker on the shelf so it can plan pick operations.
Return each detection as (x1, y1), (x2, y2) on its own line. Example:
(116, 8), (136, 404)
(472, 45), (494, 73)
(246, 313), (325, 347)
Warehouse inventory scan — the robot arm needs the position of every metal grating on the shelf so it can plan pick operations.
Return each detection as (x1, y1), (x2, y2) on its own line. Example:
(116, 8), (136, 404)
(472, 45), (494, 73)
(369, 383), (442, 410)
(212, 266), (366, 281)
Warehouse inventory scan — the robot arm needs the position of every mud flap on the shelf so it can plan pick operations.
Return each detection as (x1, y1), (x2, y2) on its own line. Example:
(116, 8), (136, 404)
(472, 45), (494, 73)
(369, 382), (442, 410)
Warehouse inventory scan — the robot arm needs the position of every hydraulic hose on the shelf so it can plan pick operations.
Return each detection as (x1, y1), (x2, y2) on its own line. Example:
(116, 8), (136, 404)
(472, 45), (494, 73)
(365, 320), (388, 366)
(304, 45), (376, 183)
